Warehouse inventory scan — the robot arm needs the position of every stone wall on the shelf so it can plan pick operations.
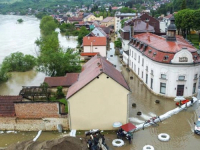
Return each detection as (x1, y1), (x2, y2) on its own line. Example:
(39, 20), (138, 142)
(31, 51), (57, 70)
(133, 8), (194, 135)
(14, 102), (64, 119)
(0, 117), (69, 131)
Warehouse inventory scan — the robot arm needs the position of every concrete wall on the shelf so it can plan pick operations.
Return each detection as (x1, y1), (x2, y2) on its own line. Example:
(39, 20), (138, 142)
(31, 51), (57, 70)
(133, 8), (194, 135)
(14, 102), (63, 119)
(84, 46), (107, 57)
(0, 117), (68, 131)
(68, 73), (129, 130)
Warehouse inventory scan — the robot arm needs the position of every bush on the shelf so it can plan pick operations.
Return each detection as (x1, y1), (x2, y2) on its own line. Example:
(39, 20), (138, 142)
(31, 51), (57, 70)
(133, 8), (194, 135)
(56, 86), (65, 99)
(1, 52), (37, 72)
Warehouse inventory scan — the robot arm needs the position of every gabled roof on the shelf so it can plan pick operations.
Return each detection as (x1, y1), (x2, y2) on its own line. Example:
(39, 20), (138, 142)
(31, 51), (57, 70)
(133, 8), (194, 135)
(101, 17), (114, 23)
(90, 27), (107, 37)
(44, 73), (79, 87)
(66, 55), (130, 99)
(83, 37), (107, 46)
(0, 96), (22, 117)
(80, 52), (99, 56)
(133, 19), (155, 33)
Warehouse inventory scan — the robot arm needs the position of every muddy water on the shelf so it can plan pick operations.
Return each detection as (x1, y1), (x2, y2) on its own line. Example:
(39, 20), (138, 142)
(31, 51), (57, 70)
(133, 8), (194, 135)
(0, 15), (78, 95)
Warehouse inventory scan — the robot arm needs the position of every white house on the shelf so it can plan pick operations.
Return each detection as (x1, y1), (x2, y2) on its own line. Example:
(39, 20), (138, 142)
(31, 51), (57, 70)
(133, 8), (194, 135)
(115, 12), (139, 34)
(81, 37), (107, 58)
(124, 16), (200, 97)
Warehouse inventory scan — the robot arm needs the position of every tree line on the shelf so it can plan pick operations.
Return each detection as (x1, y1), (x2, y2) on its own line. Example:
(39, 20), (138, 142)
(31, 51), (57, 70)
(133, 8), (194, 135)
(174, 9), (200, 40)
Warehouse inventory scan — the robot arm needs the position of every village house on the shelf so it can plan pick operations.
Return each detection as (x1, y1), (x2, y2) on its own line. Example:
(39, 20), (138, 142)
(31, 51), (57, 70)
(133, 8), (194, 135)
(66, 54), (130, 130)
(124, 16), (200, 97)
(81, 36), (107, 59)
(83, 14), (103, 22)
(67, 17), (83, 23)
(100, 17), (115, 27)
(87, 27), (110, 50)
(44, 73), (79, 94)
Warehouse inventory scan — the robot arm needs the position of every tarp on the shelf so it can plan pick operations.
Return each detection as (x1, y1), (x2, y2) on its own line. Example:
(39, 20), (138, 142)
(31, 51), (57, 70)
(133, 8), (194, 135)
(121, 123), (136, 132)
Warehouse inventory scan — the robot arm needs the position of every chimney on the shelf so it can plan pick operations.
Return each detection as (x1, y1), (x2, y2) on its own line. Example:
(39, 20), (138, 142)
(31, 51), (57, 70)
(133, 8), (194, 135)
(148, 35), (150, 42)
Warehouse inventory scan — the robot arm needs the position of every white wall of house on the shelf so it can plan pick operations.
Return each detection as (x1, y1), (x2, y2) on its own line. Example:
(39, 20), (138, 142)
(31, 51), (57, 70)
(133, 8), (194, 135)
(123, 52), (129, 65)
(84, 46), (107, 57)
(128, 47), (200, 97)
(122, 39), (130, 51)
(68, 73), (129, 130)
(115, 16), (121, 32)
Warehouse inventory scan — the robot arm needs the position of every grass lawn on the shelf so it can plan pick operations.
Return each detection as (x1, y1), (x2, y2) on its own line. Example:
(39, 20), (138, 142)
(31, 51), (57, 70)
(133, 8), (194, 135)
(187, 34), (200, 49)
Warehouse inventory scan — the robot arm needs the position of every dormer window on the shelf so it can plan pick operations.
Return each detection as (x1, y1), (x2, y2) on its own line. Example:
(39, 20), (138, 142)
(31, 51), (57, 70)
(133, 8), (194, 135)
(139, 42), (143, 49)
(148, 50), (152, 53)
(143, 44), (148, 51)
(194, 74), (198, 79)
(153, 52), (157, 56)
(164, 55), (169, 60)
(194, 55), (198, 60)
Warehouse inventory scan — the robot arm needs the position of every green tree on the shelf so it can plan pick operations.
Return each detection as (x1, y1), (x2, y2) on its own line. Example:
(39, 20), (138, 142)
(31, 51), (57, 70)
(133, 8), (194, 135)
(114, 38), (122, 48)
(120, 7), (136, 13)
(77, 26), (90, 45)
(1, 52), (36, 72)
(17, 18), (23, 23)
(40, 16), (57, 36)
(181, 0), (186, 10)
(40, 82), (50, 101)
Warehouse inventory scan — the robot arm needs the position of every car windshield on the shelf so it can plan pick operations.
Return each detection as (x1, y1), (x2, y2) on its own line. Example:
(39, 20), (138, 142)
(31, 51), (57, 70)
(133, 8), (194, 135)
(196, 121), (200, 127)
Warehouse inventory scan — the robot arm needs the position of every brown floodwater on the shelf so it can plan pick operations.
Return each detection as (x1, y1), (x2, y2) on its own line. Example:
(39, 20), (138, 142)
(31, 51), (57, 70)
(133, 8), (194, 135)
(0, 15), (200, 150)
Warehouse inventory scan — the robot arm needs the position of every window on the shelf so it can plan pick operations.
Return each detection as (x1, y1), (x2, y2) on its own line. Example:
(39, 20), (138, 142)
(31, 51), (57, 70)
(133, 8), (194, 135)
(134, 53), (136, 60)
(138, 56), (140, 63)
(142, 58), (144, 66)
(164, 55), (169, 60)
(138, 68), (140, 75)
(132, 62), (133, 69)
(142, 71), (143, 78)
(132, 51), (133, 57)
(194, 74), (198, 79)
(146, 66), (148, 71)
(193, 83), (196, 94)
(151, 78), (153, 89)
(148, 50), (152, 53)
(146, 74), (148, 84)
(160, 83), (166, 94)
(161, 74), (166, 79)
(134, 64), (136, 71)
(178, 76), (185, 81)
(151, 70), (154, 75)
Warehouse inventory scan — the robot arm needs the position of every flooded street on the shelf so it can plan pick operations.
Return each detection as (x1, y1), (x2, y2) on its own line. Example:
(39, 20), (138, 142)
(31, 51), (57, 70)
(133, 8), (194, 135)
(0, 15), (200, 149)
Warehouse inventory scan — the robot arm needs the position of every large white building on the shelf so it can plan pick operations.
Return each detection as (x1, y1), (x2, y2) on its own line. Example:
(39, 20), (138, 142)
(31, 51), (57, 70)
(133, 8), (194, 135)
(115, 12), (139, 33)
(123, 16), (200, 97)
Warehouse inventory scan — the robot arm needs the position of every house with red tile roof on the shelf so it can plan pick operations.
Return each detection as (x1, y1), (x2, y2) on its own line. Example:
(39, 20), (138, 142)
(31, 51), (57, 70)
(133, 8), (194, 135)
(125, 16), (200, 97)
(81, 36), (107, 59)
(66, 54), (130, 130)
(44, 73), (79, 94)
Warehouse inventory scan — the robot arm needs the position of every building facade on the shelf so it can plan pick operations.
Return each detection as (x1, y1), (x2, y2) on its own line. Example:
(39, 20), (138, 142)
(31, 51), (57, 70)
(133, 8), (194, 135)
(124, 17), (200, 97)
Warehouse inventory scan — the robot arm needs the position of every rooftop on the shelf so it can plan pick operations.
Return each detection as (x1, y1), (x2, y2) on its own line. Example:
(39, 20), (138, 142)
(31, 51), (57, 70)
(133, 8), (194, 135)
(101, 17), (114, 23)
(66, 55), (129, 99)
(83, 37), (107, 46)
(44, 73), (79, 87)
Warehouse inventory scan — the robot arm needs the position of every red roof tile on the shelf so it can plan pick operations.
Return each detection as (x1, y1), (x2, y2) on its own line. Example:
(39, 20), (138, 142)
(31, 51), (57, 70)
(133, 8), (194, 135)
(80, 52), (99, 56)
(66, 55), (130, 99)
(0, 96), (22, 117)
(130, 32), (200, 63)
(83, 37), (107, 46)
(44, 73), (79, 87)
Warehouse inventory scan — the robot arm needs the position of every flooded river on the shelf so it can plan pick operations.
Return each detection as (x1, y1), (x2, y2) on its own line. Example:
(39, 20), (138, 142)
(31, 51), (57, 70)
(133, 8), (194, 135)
(1, 15), (200, 149)
(0, 15), (77, 95)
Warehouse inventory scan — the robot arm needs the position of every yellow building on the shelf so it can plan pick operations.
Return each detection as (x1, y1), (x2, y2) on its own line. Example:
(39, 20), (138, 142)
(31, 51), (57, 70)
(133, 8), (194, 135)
(66, 54), (130, 130)
(100, 17), (115, 27)
(83, 14), (103, 22)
